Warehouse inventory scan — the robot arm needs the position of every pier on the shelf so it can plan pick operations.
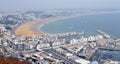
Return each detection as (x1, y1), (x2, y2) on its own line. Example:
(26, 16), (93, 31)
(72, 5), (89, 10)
(96, 30), (111, 38)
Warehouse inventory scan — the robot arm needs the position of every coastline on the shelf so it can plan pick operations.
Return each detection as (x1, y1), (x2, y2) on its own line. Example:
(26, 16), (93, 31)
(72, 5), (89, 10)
(37, 11), (120, 33)
(14, 13), (85, 37)
(14, 16), (73, 37)
(14, 11), (120, 37)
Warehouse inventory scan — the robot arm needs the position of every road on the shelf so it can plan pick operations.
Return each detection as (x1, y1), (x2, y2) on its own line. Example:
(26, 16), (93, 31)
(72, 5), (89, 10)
(44, 49), (77, 64)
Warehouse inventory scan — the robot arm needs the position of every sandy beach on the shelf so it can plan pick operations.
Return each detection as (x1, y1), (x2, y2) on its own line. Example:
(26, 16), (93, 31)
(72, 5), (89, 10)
(14, 16), (68, 37)
(15, 18), (52, 37)
(15, 11), (115, 37)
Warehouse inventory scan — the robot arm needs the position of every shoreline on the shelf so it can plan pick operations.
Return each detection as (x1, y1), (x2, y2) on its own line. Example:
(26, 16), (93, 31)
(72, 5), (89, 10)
(14, 11), (120, 37)
(14, 13), (84, 37)
(14, 19), (47, 37)
(37, 11), (120, 34)
(14, 16), (73, 37)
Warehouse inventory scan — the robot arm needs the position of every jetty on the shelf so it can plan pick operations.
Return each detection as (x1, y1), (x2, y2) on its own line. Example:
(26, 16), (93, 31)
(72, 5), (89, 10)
(96, 30), (111, 38)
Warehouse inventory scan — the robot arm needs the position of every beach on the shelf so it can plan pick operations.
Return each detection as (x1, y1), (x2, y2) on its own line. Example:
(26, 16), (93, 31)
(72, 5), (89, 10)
(15, 18), (51, 37)
(15, 11), (120, 37)
(14, 16), (70, 37)
(14, 13), (81, 37)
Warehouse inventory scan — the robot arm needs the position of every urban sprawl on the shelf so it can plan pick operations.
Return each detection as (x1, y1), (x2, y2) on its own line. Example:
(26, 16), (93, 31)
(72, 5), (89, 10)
(0, 10), (120, 64)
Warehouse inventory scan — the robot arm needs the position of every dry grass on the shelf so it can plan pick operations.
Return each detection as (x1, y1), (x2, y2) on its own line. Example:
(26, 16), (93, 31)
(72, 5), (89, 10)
(0, 57), (31, 64)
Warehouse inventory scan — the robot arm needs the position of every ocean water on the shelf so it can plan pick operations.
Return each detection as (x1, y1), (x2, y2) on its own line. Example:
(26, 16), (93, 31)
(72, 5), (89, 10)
(38, 13), (120, 38)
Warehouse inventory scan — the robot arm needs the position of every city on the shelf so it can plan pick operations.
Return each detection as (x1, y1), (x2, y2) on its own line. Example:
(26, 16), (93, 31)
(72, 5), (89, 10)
(0, 9), (120, 64)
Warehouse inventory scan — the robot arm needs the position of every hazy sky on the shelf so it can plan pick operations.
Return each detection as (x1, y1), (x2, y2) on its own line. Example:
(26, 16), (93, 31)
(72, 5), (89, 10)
(0, 0), (120, 10)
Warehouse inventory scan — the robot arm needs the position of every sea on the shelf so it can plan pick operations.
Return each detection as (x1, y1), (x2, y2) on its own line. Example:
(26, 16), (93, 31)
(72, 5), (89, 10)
(37, 13), (120, 38)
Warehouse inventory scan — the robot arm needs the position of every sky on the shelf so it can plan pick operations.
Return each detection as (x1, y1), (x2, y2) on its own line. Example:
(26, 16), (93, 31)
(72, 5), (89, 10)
(0, 0), (120, 11)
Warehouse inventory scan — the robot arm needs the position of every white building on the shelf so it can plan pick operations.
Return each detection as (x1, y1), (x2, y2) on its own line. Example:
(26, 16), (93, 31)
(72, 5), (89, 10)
(75, 59), (90, 64)
(36, 43), (50, 51)
(52, 39), (65, 46)
(65, 54), (90, 64)
(70, 35), (103, 44)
